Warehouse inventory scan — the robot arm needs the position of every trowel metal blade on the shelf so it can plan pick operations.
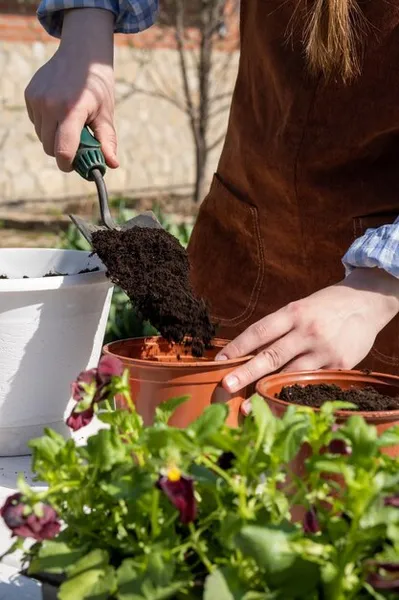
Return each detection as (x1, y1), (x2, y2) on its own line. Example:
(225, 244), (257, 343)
(120, 210), (163, 230)
(69, 214), (107, 245)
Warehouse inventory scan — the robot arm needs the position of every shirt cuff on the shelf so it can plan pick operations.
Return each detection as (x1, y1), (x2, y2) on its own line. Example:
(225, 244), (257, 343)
(37, 1), (119, 38)
(342, 218), (399, 278)
(37, 1), (158, 38)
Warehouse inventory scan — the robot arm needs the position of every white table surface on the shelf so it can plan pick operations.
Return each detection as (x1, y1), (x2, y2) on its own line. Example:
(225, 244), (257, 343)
(0, 416), (104, 598)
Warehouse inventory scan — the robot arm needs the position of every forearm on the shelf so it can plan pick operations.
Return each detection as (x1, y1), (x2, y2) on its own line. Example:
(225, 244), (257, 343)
(60, 9), (114, 65)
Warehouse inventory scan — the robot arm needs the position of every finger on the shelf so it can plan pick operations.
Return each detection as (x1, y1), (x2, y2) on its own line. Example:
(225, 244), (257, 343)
(223, 331), (307, 393)
(217, 307), (294, 360)
(41, 119), (58, 157)
(240, 398), (252, 416)
(90, 117), (119, 168)
(281, 353), (327, 373)
(55, 112), (87, 172)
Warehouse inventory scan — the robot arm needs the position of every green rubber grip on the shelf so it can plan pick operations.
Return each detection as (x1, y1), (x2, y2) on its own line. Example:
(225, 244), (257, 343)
(73, 127), (106, 181)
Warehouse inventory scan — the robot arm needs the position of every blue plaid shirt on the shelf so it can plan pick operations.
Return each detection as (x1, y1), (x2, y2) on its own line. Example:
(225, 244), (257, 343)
(38, 0), (399, 279)
(37, 0), (158, 37)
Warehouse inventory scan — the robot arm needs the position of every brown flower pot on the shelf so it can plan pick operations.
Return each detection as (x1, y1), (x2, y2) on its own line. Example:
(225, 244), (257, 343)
(103, 337), (251, 428)
(256, 369), (399, 458)
(257, 369), (399, 522)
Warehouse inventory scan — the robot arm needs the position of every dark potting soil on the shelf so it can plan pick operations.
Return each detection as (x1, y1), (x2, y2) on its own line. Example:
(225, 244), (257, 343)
(277, 383), (399, 412)
(91, 227), (215, 357)
(43, 267), (100, 277)
(0, 268), (99, 279)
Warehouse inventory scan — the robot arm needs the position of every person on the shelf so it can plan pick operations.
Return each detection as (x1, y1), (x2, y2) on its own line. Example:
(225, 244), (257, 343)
(27, 1), (399, 398)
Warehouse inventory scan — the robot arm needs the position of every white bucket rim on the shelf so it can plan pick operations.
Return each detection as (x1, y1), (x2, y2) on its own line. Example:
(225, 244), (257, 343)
(0, 248), (110, 292)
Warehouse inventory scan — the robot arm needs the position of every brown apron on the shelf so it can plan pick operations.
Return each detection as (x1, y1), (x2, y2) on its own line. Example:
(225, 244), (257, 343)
(188, 0), (399, 374)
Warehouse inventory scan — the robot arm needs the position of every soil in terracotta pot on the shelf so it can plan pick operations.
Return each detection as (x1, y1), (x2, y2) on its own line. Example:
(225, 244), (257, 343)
(277, 383), (399, 411)
(91, 227), (215, 357)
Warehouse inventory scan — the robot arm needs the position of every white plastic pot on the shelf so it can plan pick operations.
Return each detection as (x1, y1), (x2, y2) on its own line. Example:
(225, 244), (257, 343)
(0, 248), (113, 456)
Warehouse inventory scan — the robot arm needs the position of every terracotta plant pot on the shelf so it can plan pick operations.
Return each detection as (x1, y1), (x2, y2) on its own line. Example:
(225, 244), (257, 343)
(257, 370), (399, 522)
(103, 337), (251, 428)
(257, 369), (399, 458)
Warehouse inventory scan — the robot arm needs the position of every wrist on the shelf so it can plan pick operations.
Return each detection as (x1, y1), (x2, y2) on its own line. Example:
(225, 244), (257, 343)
(339, 268), (399, 331)
(60, 9), (114, 65)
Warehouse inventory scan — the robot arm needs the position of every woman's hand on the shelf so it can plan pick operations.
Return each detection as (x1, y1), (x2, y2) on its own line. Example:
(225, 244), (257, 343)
(217, 268), (399, 394)
(25, 8), (118, 172)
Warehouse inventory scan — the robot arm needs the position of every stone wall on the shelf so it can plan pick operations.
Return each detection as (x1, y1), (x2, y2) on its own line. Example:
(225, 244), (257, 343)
(0, 12), (239, 205)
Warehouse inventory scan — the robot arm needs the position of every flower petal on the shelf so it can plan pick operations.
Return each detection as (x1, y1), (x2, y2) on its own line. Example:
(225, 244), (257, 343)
(157, 474), (197, 524)
(97, 356), (123, 384)
(66, 407), (94, 431)
(1, 495), (60, 541)
(327, 439), (352, 456)
(385, 496), (399, 508)
(303, 508), (320, 534)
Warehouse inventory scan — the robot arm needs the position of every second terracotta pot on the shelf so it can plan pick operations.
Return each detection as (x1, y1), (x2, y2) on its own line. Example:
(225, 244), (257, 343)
(257, 369), (399, 459)
(103, 337), (251, 428)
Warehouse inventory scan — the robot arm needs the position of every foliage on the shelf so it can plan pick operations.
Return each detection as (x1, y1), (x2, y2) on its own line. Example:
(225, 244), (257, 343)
(58, 202), (194, 343)
(2, 363), (399, 600)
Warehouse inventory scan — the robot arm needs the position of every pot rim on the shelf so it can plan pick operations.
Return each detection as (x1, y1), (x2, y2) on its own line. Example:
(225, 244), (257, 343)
(103, 336), (252, 368)
(256, 369), (399, 420)
(0, 248), (109, 292)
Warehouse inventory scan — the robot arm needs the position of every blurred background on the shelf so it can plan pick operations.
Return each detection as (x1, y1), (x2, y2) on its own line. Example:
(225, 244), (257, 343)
(0, 0), (240, 340)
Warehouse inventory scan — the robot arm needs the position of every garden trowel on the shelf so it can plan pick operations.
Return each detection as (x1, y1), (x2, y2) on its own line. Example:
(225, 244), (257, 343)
(70, 126), (162, 245)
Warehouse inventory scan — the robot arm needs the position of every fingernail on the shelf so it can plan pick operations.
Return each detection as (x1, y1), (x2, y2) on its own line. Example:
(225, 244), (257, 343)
(224, 375), (239, 392)
(241, 399), (252, 416)
(216, 353), (227, 361)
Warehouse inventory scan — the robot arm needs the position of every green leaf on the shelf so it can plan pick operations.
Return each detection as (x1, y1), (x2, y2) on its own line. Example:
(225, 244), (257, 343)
(58, 550), (115, 600)
(154, 396), (189, 425)
(190, 404), (228, 441)
(29, 431), (65, 465)
(145, 426), (195, 454)
(29, 541), (86, 575)
(235, 526), (294, 574)
(251, 395), (277, 451)
(86, 428), (127, 471)
(190, 463), (218, 486)
(101, 469), (153, 501)
(204, 568), (247, 600)
(59, 565), (116, 600)
(377, 426), (399, 448)
(276, 415), (310, 462)
(147, 552), (175, 587)
(117, 559), (187, 600)
(235, 526), (320, 595)
(68, 550), (109, 578)
(342, 416), (378, 460)
(17, 473), (32, 496)
(320, 401), (357, 415)
(219, 514), (245, 550)
(309, 458), (346, 475)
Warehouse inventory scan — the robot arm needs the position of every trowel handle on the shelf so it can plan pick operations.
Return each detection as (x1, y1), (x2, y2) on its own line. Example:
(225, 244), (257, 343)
(73, 127), (106, 181)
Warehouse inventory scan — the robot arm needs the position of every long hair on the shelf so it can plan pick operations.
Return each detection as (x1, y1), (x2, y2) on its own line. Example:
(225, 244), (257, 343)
(303, 0), (364, 80)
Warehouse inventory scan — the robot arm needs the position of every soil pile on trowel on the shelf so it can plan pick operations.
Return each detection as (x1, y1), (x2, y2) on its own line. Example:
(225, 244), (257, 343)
(91, 227), (215, 357)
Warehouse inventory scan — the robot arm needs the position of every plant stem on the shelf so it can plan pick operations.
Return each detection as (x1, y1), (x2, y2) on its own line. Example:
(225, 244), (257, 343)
(151, 488), (160, 538)
(189, 523), (214, 574)
(198, 455), (234, 486)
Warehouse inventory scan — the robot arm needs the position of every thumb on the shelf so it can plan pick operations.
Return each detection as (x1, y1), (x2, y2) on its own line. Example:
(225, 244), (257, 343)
(90, 116), (119, 169)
